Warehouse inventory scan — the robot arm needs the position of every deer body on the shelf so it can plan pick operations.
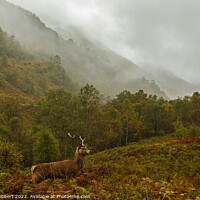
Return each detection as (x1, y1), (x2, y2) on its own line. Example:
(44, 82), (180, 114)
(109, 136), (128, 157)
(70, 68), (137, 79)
(31, 135), (90, 183)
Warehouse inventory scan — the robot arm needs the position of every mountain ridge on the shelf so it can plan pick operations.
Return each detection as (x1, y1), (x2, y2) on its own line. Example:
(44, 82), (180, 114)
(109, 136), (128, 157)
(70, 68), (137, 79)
(148, 68), (198, 99)
(0, 0), (168, 98)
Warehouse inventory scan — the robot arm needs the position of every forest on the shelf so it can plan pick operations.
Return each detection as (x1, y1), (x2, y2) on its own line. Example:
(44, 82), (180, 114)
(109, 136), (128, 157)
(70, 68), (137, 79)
(1, 27), (200, 199)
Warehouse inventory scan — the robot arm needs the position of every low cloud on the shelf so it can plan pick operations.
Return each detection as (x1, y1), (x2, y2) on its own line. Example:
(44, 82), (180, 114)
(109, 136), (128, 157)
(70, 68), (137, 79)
(7, 0), (200, 83)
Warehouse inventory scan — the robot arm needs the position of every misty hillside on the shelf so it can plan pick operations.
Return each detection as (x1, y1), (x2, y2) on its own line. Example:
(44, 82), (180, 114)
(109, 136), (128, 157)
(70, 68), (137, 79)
(0, 0), (168, 98)
(147, 68), (199, 99)
(0, 27), (77, 102)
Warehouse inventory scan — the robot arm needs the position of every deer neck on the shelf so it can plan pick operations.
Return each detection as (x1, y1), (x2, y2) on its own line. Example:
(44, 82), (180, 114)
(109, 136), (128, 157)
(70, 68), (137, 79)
(73, 147), (85, 167)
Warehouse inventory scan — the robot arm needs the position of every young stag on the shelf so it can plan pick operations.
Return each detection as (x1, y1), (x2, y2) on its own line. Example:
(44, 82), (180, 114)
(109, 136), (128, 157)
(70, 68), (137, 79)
(31, 133), (91, 183)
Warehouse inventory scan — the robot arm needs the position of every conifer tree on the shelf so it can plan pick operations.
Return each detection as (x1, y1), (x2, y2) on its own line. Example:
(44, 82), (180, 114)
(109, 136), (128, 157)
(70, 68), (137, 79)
(33, 129), (60, 164)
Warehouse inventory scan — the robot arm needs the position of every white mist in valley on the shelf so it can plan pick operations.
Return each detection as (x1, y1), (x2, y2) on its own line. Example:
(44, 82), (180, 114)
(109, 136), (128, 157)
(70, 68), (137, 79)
(6, 0), (200, 85)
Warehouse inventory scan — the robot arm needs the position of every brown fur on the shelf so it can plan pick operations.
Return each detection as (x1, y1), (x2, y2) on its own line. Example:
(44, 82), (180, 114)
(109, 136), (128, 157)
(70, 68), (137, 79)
(31, 146), (90, 183)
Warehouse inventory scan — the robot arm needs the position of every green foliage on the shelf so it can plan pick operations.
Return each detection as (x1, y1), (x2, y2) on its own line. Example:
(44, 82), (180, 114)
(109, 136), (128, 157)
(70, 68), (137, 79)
(5, 70), (18, 85)
(188, 124), (200, 138)
(79, 84), (100, 105)
(175, 127), (188, 139)
(9, 117), (21, 128)
(38, 77), (47, 93)
(0, 138), (22, 170)
(0, 170), (31, 195)
(0, 115), (10, 138)
(33, 129), (60, 164)
(116, 90), (133, 105)
(34, 87), (200, 154)
(19, 75), (35, 94)
(104, 107), (122, 148)
(174, 123), (200, 140)
(0, 125), (10, 137)
(36, 89), (73, 158)
(1, 54), (8, 67)
(121, 99), (139, 145)
(79, 84), (100, 137)
(191, 109), (200, 126)
(158, 129), (165, 136)
(0, 96), (21, 120)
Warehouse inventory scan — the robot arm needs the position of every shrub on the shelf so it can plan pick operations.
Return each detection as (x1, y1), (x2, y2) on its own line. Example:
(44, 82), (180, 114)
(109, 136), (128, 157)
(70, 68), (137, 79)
(0, 125), (10, 136)
(175, 127), (188, 139)
(158, 130), (165, 136)
(5, 71), (18, 85)
(9, 117), (21, 128)
(188, 125), (200, 138)
(0, 138), (23, 170)
(1, 55), (8, 67)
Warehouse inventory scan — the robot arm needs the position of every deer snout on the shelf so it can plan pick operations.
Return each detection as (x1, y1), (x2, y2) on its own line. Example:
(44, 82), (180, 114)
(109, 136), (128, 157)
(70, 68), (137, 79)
(87, 150), (91, 154)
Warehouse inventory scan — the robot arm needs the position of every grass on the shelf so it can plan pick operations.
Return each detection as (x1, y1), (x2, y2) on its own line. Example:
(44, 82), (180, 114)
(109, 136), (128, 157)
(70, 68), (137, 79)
(1, 134), (200, 199)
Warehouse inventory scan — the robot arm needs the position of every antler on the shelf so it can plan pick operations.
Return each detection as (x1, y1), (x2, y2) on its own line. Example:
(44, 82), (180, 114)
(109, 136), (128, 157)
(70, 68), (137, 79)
(68, 133), (79, 146)
(79, 136), (85, 146)
(68, 133), (75, 139)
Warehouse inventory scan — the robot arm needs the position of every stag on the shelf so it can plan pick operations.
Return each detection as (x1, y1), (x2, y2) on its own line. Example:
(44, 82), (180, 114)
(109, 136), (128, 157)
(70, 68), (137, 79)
(31, 133), (91, 183)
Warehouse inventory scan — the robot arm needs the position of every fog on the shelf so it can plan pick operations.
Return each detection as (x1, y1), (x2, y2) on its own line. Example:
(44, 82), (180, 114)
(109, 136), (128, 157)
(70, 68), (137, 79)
(7, 0), (200, 84)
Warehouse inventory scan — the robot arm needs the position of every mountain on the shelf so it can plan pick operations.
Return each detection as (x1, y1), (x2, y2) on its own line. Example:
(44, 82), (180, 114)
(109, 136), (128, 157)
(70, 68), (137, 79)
(0, 0), (168, 98)
(148, 68), (198, 99)
(53, 25), (199, 99)
(0, 27), (78, 103)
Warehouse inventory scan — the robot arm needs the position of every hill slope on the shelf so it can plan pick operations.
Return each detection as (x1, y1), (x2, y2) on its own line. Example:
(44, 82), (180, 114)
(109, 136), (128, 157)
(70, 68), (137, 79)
(0, 0), (168, 98)
(148, 68), (198, 99)
(1, 135), (200, 199)
(0, 27), (78, 103)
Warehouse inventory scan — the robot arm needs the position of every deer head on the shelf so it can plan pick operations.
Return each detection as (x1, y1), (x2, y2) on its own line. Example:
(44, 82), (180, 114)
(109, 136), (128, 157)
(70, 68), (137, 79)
(68, 133), (91, 156)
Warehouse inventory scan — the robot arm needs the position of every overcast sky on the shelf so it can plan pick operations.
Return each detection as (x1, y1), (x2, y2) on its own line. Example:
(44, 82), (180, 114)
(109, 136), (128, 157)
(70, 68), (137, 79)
(7, 0), (200, 84)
